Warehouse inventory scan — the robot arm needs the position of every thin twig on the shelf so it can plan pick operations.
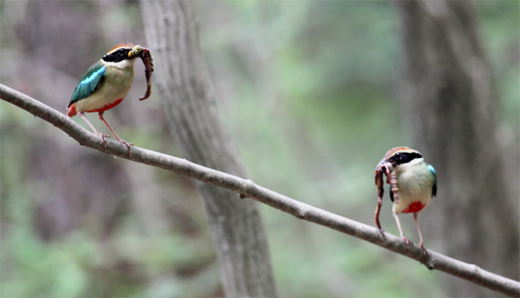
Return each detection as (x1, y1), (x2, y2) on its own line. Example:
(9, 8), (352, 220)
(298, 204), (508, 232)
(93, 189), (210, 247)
(1, 83), (518, 297)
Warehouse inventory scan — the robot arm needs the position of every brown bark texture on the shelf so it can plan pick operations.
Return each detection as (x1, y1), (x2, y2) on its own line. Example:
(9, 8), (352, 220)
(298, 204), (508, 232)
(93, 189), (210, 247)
(394, 1), (519, 296)
(138, 1), (278, 297)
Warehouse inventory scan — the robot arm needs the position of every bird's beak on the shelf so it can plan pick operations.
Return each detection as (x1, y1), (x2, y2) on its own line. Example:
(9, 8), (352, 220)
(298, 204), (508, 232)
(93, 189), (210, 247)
(128, 45), (144, 58)
(375, 158), (387, 169)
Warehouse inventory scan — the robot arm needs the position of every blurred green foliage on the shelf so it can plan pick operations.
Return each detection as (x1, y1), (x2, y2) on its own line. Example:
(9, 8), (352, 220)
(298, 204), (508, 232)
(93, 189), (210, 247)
(1, 1), (517, 297)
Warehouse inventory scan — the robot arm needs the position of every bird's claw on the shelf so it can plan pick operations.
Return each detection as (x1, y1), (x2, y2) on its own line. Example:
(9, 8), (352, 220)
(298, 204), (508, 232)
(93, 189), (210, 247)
(402, 237), (411, 251)
(96, 133), (110, 150)
(119, 140), (134, 157)
(419, 241), (429, 258)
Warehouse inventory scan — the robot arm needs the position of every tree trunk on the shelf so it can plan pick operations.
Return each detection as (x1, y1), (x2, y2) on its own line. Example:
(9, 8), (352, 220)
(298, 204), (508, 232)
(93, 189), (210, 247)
(138, 1), (278, 297)
(393, 1), (519, 296)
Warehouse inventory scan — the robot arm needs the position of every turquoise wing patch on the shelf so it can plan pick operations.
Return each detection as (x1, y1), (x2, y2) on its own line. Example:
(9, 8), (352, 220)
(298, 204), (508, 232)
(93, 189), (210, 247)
(69, 63), (106, 106)
(428, 164), (437, 197)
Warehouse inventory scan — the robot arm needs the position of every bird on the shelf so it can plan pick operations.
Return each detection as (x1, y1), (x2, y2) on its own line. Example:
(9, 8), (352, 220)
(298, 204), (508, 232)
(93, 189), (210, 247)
(374, 147), (437, 255)
(67, 43), (140, 149)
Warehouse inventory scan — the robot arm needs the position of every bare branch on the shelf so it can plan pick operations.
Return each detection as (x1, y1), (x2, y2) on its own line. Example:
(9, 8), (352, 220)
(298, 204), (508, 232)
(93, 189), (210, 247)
(1, 83), (518, 297)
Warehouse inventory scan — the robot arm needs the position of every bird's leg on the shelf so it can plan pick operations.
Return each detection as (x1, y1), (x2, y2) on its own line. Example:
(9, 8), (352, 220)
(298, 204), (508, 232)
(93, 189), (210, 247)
(414, 212), (429, 257)
(98, 111), (133, 156)
(393, 212), (411, 250)
(79, 112), (109, 149)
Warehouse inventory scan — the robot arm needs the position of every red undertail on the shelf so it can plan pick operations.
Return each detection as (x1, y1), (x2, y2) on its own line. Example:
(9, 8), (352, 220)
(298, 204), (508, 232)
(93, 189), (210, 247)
(66, 98), (124, 117)
(402, 201), (426, 213)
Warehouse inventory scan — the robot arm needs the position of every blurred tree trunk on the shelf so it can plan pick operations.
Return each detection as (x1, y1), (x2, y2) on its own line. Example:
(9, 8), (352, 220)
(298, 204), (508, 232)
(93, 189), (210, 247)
(394, 0), (519, 296)
(138, 1), (278, 297)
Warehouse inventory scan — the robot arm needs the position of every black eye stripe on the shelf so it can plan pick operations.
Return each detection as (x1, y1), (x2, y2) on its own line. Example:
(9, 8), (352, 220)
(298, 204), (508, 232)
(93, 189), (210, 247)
(388, 152), (422, 165)
(102, 49), (131, 63)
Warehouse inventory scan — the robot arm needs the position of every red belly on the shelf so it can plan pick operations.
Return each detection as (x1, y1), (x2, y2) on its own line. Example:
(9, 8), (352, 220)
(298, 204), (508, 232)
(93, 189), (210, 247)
(402, 201), (426, 213)
(86, 98), (124, 113)
(67, 98), (124, 117)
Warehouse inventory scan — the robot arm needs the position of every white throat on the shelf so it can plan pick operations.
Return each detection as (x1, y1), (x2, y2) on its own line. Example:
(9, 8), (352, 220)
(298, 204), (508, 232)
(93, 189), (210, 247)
(104, 58), (137, 69)
(394, 157), (424, 172)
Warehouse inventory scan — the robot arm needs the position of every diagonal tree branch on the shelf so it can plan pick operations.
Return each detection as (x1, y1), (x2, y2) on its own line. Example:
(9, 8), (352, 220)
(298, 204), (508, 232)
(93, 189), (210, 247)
(1, 83), (519, 297)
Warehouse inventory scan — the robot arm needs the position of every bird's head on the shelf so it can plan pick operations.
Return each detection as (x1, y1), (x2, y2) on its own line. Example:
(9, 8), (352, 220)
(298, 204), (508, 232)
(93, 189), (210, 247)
(102, 43), (140, 68)
(384, 147), (424, 169)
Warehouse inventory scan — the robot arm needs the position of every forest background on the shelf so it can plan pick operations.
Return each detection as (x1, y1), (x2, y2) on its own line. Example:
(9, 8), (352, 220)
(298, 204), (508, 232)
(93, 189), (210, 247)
(0, 1), (518, 297)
